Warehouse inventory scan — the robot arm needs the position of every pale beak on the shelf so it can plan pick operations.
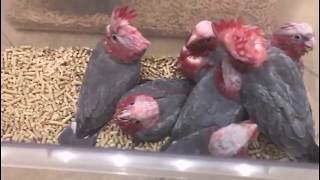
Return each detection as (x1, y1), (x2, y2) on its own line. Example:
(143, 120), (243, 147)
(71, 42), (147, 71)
(305, 37), (315, 50)
(144, 38), (151, 46)
(106, 25), (111, 33)
(118, 110), (131, 120)
(186, 34), (199, 47)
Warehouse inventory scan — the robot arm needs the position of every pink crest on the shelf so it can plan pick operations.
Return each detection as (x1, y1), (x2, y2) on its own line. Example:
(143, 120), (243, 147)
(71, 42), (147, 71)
(212, 19), (267, 67)
(111, 6), (137, 32)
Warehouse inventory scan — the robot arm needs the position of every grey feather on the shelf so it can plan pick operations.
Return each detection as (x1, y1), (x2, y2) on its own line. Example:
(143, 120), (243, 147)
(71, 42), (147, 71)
(59, 41), (140, 144)
(118, 79), (193, 142)
(240, 47), (317, 162)
(171, 68), (246, 140)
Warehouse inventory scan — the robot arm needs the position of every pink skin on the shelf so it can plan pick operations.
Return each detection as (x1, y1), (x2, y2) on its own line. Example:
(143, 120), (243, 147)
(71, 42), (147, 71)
(178, 46), (211, 79)
(208, 120), (259, 157)
(212, 19), (268, 100)
(185, 20), (217, 56)
(178, 20), (216, 79)
(271, 22), (315, 69)
(115, 94), (160, 135)
(214, 58), (242, 101)
(103, 6), (150, 63)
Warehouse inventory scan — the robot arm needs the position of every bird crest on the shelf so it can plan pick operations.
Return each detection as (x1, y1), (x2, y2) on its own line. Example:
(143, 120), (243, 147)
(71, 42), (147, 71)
(110, 6), (137, 32)
(212, 19), (267, 67)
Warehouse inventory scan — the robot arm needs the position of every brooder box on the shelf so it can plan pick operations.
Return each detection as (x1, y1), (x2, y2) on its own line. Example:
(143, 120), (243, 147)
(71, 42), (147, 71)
(1, 0), (319, 179)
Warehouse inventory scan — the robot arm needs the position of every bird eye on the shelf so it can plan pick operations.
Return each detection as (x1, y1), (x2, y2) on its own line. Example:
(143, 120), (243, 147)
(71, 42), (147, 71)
(293, 34), (302, 40)
(112, 34), (117, 41)
(134, 120), (140, 124)
(233, 35), (239, 41)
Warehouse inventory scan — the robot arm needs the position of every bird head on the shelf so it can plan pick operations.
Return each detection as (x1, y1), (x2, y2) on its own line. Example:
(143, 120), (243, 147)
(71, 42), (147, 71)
(104, 6), (150, 63)
(208, 120), (259, 157)
(114, 94), (160, 135)
(185, 20), (217, 56)
(212, 19), (267, 71)
(272, 22), (315, 61)
(177, 46), (210, 79)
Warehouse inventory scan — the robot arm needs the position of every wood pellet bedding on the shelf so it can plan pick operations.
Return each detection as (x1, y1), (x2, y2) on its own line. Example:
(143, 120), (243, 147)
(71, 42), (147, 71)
(1, 46), (292, 161)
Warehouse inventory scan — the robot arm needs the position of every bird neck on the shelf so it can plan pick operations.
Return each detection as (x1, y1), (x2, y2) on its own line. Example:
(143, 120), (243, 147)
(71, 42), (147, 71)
(215, 59), (242, 101)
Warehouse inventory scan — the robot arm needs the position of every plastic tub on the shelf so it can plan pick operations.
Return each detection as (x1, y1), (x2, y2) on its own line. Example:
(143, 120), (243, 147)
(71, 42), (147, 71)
(1, 0), (319, 179)
(2, 142), (319, 180)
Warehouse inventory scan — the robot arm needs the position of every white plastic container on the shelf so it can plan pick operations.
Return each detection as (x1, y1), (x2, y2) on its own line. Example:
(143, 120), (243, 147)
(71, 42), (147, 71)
(1, 0), (319, 179)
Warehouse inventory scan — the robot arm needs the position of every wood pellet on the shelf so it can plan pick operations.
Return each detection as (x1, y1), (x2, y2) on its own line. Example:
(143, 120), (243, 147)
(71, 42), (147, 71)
(1, 46), (291, 159)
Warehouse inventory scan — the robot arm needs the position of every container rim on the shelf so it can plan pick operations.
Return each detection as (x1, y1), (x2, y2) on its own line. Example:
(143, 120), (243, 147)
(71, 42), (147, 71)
(1, 142), (319, 179)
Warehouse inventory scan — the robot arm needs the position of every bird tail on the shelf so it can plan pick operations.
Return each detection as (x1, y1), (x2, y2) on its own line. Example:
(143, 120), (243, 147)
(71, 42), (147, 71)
(295, 140), (319, 163)
(306, 142), (319, 163)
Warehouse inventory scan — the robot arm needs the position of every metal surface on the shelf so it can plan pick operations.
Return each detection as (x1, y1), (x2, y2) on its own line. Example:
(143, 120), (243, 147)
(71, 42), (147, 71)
(1, 142), (319, 180)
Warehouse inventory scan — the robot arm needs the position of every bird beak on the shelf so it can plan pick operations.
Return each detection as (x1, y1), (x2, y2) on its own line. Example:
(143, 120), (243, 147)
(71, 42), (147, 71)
(141, 37), (151, 50)
(186, 34), (199, 48)
(305, 37), (315, 50)
(118, 110), (131, 121)
(144, 38), (151, 46)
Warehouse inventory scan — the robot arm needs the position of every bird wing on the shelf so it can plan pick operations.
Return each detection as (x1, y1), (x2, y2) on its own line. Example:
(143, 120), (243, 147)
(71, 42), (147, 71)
(241, 47), (315, 159)
(75, 42), (140, 137)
